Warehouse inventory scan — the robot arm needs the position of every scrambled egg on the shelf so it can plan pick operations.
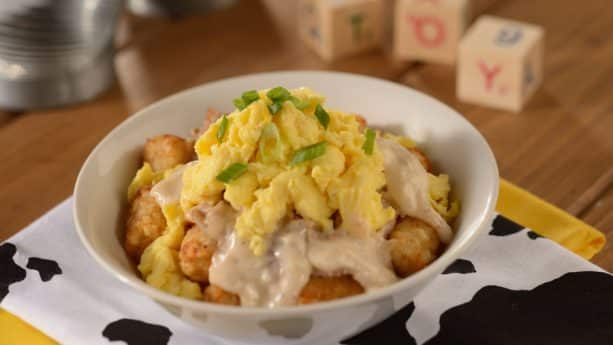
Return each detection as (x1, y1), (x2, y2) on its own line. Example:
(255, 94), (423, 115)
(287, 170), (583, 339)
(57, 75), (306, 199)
(127, 162), (185, 201)
(137, 204), (202, 299)
(127, 162), (164, 201)
(429, 173), (460, 223)
(180, 87), (397, 255)
(182, 101), (272, 209)
(327, 154), (396, 235)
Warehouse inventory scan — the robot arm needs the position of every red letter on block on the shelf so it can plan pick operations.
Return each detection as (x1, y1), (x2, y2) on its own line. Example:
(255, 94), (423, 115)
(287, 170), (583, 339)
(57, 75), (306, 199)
(407, 15), (446, 48)
(477, 60), (502, 91)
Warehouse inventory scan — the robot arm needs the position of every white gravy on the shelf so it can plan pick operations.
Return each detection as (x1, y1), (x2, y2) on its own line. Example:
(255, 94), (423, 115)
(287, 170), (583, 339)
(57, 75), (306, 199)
(150, 162), (196, 207)
(186, 201), (234, 241)
(377, 138), (453, 244)
(307, 230), (398, 289)
(209, 219), (312, 307)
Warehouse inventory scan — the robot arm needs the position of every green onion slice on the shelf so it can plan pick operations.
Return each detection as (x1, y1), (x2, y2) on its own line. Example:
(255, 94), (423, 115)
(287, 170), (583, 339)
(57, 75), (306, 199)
(314, 104), (330, 129)
(233, 90), (260, 110)
(268, 102), (282, 115)
(266, 87), (309, 113)
(216, 163), (248, 183)
(267, 87), (291, 102)
(217, 115), (228, 143)
(290, 96), (309, 110)
(362, 128), (375, 155)
(241, 90), (260, 104)
(259, 123), (283, 163)
(233, 98), (246, 110)
(291, 142), (326, 165)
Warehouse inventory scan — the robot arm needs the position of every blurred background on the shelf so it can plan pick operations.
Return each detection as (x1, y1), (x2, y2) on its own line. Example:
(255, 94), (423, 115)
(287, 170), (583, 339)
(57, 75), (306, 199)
(0, 0), (611, 267)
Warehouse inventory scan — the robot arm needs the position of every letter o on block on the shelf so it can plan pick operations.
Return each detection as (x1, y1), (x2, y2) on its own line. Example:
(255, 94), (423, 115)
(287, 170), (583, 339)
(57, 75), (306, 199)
(394, 0), (470, 65)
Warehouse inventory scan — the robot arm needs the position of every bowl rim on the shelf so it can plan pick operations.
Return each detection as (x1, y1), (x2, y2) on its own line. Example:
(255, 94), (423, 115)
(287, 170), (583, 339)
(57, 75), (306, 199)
(73, 70), (499, 317)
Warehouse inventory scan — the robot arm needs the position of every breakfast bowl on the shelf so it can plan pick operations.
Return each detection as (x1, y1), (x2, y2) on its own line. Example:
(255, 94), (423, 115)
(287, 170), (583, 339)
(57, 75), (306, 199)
(73, 71), (499, 345)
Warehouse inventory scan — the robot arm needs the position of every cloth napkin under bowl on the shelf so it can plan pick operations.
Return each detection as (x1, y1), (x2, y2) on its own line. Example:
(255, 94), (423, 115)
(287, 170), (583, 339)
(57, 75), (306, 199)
(1, 181), (611, 345)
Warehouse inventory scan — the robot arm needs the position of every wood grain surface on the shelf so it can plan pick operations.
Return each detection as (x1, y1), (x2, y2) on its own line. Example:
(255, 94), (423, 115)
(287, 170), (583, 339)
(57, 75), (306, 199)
(0, 0), (611, 269)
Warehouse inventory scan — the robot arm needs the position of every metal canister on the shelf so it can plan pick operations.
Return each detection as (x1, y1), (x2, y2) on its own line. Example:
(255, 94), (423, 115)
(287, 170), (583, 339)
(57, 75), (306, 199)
(0, 0), (123, 110)
(128, 0), (237, 17)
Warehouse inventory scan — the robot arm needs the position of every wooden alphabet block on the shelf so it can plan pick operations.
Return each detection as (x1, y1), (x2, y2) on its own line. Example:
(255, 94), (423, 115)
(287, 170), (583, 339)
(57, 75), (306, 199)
(394, 0), (470, 64)
(298, 0), (383, 61)
(457, 15), (545, 112)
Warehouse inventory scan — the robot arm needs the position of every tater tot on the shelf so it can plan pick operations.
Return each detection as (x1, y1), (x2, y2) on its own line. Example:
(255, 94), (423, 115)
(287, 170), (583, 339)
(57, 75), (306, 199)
(408, 147), (433, 172)
(203, 285), (240, 306)
(143, 134), (193, 171)
(179, 226), (215, 283)
(191, 108), (223, 139)
(388, 217), (440, 277)
(298, 275), (364, 304)
(203, 108), (222, 131)
(124, 187), (167, 260)
(355, 115), (367, 131)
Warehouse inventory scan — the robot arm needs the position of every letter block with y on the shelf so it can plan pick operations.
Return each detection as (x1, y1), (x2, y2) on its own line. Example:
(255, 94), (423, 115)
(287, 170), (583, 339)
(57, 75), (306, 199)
(394, 0), (470, 64)
(457, 15), (544, 112)
(298, 0), (383, 61)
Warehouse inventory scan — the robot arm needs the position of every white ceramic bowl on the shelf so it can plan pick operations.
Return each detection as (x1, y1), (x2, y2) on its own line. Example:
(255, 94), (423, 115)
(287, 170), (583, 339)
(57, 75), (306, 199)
(74, 71), (499, 345)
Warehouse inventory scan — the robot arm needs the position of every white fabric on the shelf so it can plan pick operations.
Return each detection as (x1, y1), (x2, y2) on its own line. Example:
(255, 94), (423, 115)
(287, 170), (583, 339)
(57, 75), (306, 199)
(1, 198), (605, 345)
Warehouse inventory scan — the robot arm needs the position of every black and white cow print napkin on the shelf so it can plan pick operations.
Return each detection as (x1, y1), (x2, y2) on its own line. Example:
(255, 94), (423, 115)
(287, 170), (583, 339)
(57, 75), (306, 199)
(1, 199), (612, 345)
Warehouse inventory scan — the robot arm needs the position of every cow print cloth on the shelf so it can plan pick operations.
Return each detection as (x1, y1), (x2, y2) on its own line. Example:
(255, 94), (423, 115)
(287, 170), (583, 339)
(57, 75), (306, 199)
(26, 257), (62, 282)
(1, 199), (611, 345)
(103, 319), (172, 345)
(0, 243), (26, 302)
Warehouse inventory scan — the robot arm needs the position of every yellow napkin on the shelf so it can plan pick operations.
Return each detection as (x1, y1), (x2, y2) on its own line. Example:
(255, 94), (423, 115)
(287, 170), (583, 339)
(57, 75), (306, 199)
(0, 180), (606, 345)
(497, 179), (605, 259)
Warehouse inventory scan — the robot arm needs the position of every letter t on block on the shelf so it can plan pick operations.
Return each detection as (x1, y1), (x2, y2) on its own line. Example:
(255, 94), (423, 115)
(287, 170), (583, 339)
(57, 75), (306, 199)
(394, 0), (470, 64)
(298, 0), (383, 61)
(457, 16), (545, 112)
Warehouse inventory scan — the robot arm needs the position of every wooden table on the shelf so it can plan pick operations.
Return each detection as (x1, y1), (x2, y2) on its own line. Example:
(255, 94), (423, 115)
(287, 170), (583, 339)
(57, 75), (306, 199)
(0, 0), (611, 269)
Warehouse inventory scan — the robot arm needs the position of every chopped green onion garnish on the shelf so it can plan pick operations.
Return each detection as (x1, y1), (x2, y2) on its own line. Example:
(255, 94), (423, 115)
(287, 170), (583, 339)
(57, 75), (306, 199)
(217, 115), (228, 143)
(314, 104), (330, 129)
(268, 102), (282, 115)
(362, 128), (375, 155)
(266, 87), (309, 113)
(290, 96), (309, 110)
(242, 90), (260, 104)
(267, 87), (291, 102)
(233, 98), (246, 110)
(233, 90), (260, 110)
(216, 163), (248, 183)
(291, 142), (326, 165)
(259, 123), (283, 163)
